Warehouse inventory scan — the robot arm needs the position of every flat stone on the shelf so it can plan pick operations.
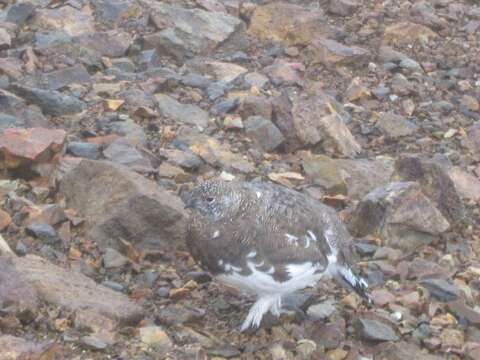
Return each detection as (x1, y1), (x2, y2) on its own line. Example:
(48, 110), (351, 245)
(6, 2), (36, 25)
(448, 167), (480, 201)
(329, 0), (359, 16)
(158, 148), (203, 170)
(349, 182), (450, 250)
(32, 5), (95, 37)
(67, 142), (100, 160)
(376, 341), (443, 360)
(447, 300), (480, 326)
(156, 94), (209, 129)
(186, 60), (247, 83)
(0, 113), (20, 133)
(263, 60), (303, 86)
(307, 38), (371, 67)
(80, 335), (109, 351)
(420, 278), (461, 302)
(462, 121), (480, 158)
(29, 64), (90, 91)
(60, 159), (187, 251)
(248, 2), (330, 46)
(376, 112), (418, 138)
(8, 84), (85, 116)
(12, 255), (144, 325)
(77, 30), (133, 58)
(354, 318), (398, 342)
(244, 116), (285, 152)
(103, 137), (152, 171)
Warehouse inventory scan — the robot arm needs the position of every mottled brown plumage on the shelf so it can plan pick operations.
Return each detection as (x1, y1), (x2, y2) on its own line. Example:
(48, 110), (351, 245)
(185, 180), (370, 331)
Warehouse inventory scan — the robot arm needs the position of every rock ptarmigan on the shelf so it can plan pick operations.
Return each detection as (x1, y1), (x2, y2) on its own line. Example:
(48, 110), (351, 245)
(185, 180), (371, 331)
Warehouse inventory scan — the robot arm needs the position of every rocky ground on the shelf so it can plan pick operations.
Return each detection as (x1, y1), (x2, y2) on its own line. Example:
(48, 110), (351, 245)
(0, 0), (479, 359)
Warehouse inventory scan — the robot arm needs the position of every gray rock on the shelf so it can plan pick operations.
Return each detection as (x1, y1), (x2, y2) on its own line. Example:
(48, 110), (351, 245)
(0, 256), (39, 321)
(13, 254), (143, 325)
(8, 84), (85, 116)
(206, 80), (229, 101)
(207, 344), (241, 358)
(60, 159), (187, 251)
(307, 300), (337, 321)
(181, 73), (212, 89)
(376, 112), (418, 138)
(67, 142), (100, 160)
(0, 113), (20, 132)
(6, 2), (36, 25)
(329, 0), (359, 16)
(108, 116), (147, 146)
(355, 318), (399, 342)
(156, 94), (209, 129)
(25, 223), (59, 244)
(244, 116), (285, 152)
(77, 31), (133, 58)
(349, 182), (450, 250)
(307, 38), (371, 67)
(141, 2), (246, 63)
(372, 86), (391, 99)
(420, 278), (461, 302)
(159, 148), (203, 170)
(0, 335), (49, 359)
(0, 28), (12, 49)
(103, 248), (129, 269)
(28, 64), (90, 91)
(80, 335), (109, 351)
(103, 137), (152, 171)
(391, 73), (415, 95)
(244, 72), (269, 89)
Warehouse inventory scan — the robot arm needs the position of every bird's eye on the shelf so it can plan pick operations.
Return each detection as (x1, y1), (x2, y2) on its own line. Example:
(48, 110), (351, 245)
(206, 197), (215, 203)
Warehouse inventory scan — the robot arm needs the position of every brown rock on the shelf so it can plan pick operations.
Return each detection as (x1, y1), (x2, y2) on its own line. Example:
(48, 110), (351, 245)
(383, 22), (438, 45)
(376, 341), (442, 360)
(248, 3), (330, 46)
(12, 255), (144, 325)
(307, 39), (371, 67)
(0, 128), (66, 170)
(349, 182), (450, 250)
(264, 59), (303, 86)
(60, 159), (188, 251)
(393, 155), (465, 225)
(273, 90), (361, 157)
(447, 300), (480, 326)
(439, 328), (464, 349)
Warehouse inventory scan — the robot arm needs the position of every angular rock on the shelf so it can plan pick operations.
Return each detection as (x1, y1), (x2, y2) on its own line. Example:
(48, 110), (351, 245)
(307, 39), (371, 67)
(263, 60), (303, 86)
(60, 159), (187, 251)
(393, 155), (465, 224)
(8, 84), (85, 116)
(248, 3), (330, 46)
(420, 278), (461, 302)
(307, 300), (336, 321)
(142, 2), (245, 63)
(158, 148), (203, 170)
(447, 300), (480, 326)
(0, 28), (12, 49)
(156, 94), (209, 129)
(273, 90), (360, 157)
(186, 60), (247, 83)
(383, 22), (437, 45)
(349, 182), (450, 250)
(32, 5), (95, 37)
(12, 254), (143, 325)
(0, 113), (20, 133)
(376, 341), (442, 360)
(0, 256), (39, 321)
(179, 130), (254, 173)
(244, 116), (285, 152)
(303, 155), (348, 195)
(103, 137), (152, 171)
(66, 142), (100, 160)
(6, 2), (36, 26)
(448, 167), (480, 201)
(376, 112), (418, 138)
(354, 318), (398, 342)
(103, 248), (129, 269)
(139, 326), (173, 347)
(463, 121), (480, 157)
(0, 127), (66, 172)
(77, 30), (133, 58)
(28, 64), (90, 91)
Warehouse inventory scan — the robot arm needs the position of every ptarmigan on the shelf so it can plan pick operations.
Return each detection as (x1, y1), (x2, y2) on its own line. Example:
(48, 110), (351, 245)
(185, 180), (371, 331)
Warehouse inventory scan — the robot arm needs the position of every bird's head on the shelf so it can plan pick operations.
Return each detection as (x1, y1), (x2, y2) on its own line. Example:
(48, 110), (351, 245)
(183, 180), (241, 220)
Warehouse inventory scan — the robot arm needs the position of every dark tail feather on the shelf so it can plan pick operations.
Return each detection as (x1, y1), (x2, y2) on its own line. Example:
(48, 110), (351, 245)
(335, 265), (372, 304)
